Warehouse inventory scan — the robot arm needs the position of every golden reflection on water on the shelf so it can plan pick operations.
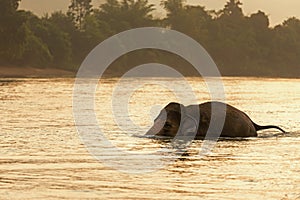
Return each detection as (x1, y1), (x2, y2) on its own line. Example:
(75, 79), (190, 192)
(0, 77), (300, 199)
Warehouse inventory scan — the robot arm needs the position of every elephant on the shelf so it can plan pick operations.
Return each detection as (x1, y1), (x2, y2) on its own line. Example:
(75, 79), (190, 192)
(146, 101), (285, 138)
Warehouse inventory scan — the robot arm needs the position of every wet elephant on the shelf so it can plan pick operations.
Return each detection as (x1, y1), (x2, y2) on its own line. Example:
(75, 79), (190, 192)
(146, 101), (285, 138)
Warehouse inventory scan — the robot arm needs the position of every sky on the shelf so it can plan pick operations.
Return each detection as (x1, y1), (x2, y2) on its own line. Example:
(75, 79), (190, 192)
(19, 0), (300, 26)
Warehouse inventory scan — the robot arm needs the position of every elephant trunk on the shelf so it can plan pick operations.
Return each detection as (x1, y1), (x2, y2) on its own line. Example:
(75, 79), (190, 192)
(146, 118), (165, 135)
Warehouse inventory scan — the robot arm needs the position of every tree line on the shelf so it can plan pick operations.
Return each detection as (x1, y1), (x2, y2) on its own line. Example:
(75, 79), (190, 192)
(0, 0), (299, 77)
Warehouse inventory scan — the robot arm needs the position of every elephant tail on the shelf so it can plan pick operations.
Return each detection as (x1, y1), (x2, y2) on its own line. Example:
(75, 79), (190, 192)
(253, 122), (286, 133)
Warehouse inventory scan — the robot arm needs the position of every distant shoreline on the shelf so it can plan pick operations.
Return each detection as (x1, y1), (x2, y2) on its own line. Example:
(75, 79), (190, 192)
(0, 66), (75, 78)
(0, 66), (299, 79)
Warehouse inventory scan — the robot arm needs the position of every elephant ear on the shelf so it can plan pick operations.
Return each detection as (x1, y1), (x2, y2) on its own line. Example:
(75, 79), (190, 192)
(153, 108), (167, 123)
(177, 114), (198, 139)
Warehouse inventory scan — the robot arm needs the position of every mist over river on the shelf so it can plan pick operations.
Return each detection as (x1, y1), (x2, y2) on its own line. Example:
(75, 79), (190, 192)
(0, 77), (299, 199)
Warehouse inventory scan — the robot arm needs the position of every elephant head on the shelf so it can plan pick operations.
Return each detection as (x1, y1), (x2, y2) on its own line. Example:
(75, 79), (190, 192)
(146, 102), (199, 138)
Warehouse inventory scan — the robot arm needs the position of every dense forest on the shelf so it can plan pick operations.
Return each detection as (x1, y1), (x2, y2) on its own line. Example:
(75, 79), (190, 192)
(0, 0), (299, 77)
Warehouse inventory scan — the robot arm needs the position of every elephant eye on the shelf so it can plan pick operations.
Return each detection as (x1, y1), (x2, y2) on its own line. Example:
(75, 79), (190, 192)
(165, 122), (172, 129)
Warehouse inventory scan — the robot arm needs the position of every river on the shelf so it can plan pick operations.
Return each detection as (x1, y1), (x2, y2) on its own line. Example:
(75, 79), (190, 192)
(0, 77), (299, 199)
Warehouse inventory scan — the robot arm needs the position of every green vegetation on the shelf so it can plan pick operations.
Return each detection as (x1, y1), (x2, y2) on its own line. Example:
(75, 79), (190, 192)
(0, 0), (299, 77)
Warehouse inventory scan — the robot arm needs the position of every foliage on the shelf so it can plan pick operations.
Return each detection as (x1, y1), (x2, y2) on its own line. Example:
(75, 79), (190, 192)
(0, 0), (299, 77)
(0, 0), (21, 15)
(0, 0), (27, 64)
(95, 0), (155, 33)
(67, 0), (93, 30)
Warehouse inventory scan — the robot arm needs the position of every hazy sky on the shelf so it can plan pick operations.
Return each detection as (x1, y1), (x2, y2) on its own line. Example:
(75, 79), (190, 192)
(19, 0), (300, 26)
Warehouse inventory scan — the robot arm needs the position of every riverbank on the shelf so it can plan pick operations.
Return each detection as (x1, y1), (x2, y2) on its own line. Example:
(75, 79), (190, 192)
(0, 66), (75, 78)
(0, 66), (299, 78)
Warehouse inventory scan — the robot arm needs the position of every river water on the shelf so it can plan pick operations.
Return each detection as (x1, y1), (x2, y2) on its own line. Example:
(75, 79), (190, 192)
(0, 77), (299, 199)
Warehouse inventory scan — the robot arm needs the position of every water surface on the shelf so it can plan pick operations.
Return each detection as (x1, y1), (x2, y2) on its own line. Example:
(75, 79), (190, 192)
(0, 77), (299, 199)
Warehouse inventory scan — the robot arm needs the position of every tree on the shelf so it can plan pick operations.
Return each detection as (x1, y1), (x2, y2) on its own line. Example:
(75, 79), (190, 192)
(0, 0), (27, 64)
(163, 0), (185, 16)
(162, 0), (185, 29)
(163, 0), (212, 42)
(21, 12), (72, 68)
(22, 30), (53, 67)
(220, 0), (243, 18)
(249, 10), (269, 30)
(67, 0), (93, 30)
(83, 14), (112, 45)
(0, 0), (20, 15)
(246, 11), (272, 69)
(14, 11), (53, 67)
(92, 0), (157, 72)
(48, 11), (77, 34)
(270, 17), (300, 75)
(96, 0), (155, 33)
